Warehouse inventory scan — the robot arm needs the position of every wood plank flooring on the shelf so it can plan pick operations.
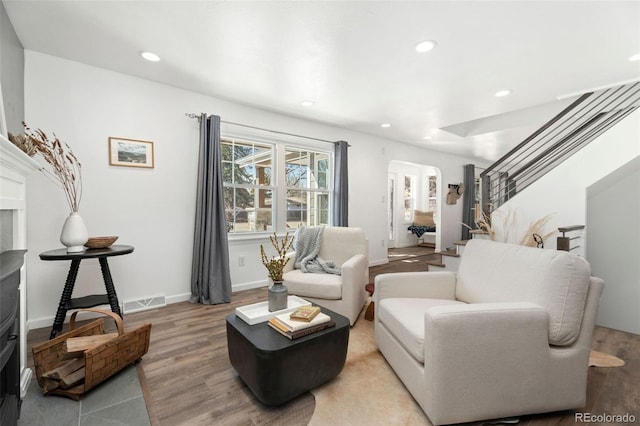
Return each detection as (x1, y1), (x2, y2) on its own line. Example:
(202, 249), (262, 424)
(26, 289), (315, 426)
(25, 250), (640, 425)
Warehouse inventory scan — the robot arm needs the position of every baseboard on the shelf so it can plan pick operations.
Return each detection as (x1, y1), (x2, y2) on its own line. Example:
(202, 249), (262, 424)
(123, 295), (167, 314)
(28, 293), (192, 330)
(369, 258), (389, 266)
(233, 280), (268, 292)
(28, 309), (111, 330)
(27, 280), (338, 330)
(395, 242), (419, 248)
(165, 292), (191, 305)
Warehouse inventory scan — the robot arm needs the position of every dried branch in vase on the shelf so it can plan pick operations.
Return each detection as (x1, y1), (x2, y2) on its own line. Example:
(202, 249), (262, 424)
(462, 208), (555, 248)
(8, 132), (37, 156)
(260, 232), (294, 282)
(23, 122), (82, 212)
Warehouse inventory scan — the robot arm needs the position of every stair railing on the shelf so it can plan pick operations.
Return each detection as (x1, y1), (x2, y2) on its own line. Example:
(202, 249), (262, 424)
(480, 82), (640, 216)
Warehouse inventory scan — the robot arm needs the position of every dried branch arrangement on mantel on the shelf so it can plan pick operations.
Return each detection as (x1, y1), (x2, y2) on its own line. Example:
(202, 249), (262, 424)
(22, 123), (82, 212)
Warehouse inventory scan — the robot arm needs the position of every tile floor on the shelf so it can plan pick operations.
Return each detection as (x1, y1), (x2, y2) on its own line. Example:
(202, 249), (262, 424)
(17, 365), (149, 426)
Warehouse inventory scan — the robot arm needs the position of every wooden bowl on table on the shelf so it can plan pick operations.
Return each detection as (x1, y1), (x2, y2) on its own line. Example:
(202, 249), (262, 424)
(84, 236), (118, 249)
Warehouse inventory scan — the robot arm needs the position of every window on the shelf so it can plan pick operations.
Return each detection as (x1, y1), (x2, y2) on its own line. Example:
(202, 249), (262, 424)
(285, 148), (330, 229)
(222, 139), (274, 233)
(427, 175), (437, 212)
(403, 175), (415, 222)
(222, 137), (332, 234)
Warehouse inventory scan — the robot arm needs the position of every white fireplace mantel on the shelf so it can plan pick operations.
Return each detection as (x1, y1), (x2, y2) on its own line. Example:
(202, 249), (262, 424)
(1, 133), (40, 398)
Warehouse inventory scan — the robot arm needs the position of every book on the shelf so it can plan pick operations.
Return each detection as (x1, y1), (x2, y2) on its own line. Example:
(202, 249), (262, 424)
(273, 311), (331, 332)
(289, 306), (321, 322)
(268, 319), (336, 340)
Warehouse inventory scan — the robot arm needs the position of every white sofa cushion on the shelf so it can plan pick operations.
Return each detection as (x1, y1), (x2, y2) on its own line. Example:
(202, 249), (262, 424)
(283, 269), (342, 300)
(378, 298), (466, 363)
(456, 239), (591, 346)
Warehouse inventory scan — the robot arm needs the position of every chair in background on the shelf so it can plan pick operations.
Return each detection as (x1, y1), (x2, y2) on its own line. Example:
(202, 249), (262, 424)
(374, 239), (603, 425)
(283, 227), (369, 326)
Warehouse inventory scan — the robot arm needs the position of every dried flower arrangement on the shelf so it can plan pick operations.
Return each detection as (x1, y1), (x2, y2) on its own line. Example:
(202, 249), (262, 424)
(260, 232), (294, 282)
(517, 214), (555, 247)
(8, 132), (37, 156)
(465, 208), (555, 248)
(23, 123), (82, 212)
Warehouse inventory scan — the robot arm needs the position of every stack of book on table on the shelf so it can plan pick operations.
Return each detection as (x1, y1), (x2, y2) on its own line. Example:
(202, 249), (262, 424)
(268, 306), (335, 340)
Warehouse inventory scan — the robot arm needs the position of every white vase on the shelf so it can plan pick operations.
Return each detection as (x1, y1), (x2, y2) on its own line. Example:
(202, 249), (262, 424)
(60, 211), (89, 253)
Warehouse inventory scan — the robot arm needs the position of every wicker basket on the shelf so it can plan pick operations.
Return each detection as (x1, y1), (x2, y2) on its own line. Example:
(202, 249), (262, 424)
(32, 308), (151, 400)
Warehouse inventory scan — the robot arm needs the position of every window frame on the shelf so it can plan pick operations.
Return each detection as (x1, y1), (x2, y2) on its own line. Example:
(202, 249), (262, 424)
(283, 145), (332, 230)
(403, 174), (416, 224)
(221, 137), (275, 234)
(221, 132), (334, 237)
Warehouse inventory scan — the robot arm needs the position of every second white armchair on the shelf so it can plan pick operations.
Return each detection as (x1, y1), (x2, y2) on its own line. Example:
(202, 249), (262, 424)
(374, 239), (603, 425)
(283, 226), (369, 325)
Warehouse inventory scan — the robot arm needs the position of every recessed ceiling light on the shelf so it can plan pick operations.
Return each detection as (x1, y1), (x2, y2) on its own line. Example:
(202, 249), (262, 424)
(495, 89), (512, 97)
(629, 53), (640, 62)
(300, 100), (314, 107)
(140, 51), (160, 62)
(423, 136), (433, 140)
(415, 40), (437, 53)
(381, 123), (391, 128)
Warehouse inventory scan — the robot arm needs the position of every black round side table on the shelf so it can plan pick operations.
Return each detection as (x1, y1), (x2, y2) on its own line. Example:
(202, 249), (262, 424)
(39, 245), (134, 339)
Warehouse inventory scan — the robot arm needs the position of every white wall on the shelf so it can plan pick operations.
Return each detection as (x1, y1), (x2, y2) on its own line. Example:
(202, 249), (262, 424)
(23, 51), (478, 327)
(0, 1), (25, 134)
(492, 108), (640, 252)
(586, 156), (640, 334)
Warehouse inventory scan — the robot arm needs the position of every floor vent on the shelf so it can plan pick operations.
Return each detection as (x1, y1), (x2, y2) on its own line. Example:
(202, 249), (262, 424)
(123, 296), (166, 314)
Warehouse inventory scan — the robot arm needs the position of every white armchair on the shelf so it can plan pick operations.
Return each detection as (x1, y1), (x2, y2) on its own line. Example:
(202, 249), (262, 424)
(283, 226), (369, 325)
(374, 239), (604, 425)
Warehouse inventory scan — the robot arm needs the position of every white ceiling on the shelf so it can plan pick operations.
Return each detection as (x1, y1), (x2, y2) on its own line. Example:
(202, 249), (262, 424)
(4, 0), (640, 162)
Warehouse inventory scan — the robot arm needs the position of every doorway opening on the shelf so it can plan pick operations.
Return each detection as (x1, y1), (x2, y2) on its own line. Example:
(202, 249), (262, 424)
(388, 161), (442, 252)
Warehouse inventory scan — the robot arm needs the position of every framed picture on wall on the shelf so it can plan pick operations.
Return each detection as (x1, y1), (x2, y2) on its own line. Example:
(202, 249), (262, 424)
(109, 137), (154, 168)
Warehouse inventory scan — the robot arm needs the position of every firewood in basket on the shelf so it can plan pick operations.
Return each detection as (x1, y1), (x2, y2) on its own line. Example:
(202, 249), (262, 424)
(42, 358), (85, 380)
(60, 368), (86, 389)
(42, 377), (62, 393)
(64, 333), (118, 355)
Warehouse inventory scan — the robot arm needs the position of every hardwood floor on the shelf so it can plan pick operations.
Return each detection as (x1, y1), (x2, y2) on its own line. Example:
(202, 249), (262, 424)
(370, 246), (441, 281)
(26, 290), (315, 426)
(25, 254), (640, 425)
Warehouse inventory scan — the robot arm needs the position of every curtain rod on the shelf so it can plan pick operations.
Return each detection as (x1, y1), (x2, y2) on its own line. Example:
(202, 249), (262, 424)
(185, 112), (346, 145)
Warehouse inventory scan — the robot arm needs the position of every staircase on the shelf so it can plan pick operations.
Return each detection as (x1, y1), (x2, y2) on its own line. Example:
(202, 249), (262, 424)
(480, 82), (640, 215)
(428, 231), (491, 272)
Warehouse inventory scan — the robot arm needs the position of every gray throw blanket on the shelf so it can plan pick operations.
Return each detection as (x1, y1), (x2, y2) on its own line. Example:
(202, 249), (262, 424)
(294, 226), (341, 275)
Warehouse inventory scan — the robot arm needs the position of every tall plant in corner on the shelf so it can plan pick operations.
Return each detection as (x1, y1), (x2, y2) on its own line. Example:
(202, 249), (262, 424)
(24, 123), (88, 252)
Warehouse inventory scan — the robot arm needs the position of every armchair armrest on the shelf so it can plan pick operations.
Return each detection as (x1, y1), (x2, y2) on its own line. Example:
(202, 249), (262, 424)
(422, 302), (551, 423)
(341, 253), (368, 298)
(374, 271), (456, 303)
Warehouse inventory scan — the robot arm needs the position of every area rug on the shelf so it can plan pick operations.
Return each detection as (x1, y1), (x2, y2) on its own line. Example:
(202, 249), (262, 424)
(589, 350), (625, 367)
(309, 310), (431, 425)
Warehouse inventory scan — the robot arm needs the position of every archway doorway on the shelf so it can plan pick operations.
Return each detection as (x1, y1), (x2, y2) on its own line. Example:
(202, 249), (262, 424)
(388, 160), (442, 252)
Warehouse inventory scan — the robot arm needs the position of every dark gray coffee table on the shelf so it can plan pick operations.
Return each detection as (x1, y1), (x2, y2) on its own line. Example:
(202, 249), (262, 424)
(226, 305), (349, 405)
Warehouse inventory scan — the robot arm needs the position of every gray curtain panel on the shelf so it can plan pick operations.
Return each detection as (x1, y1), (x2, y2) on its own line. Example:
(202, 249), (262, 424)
(461, 164), (475, 240)
(190, 114), (232, 305)
(333, 140), (349, 226)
